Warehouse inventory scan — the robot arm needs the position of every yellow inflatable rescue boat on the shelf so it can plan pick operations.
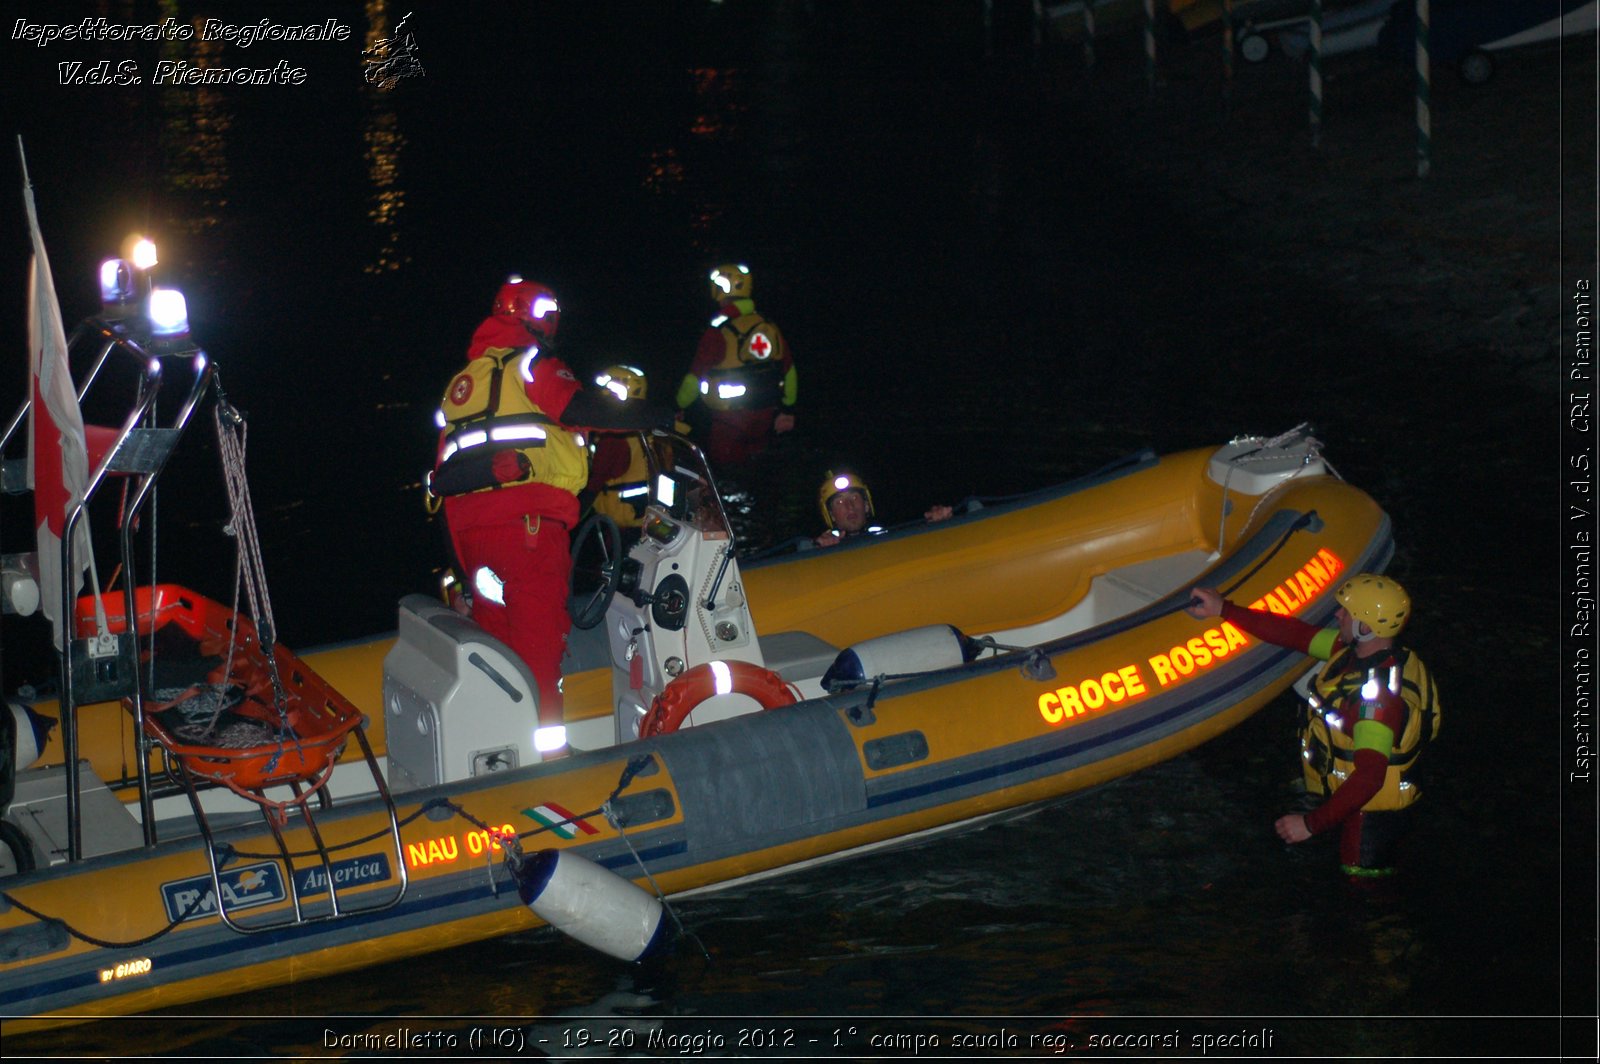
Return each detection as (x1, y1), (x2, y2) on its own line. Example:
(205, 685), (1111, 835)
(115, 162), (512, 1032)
(0, 291), (1392, 1031)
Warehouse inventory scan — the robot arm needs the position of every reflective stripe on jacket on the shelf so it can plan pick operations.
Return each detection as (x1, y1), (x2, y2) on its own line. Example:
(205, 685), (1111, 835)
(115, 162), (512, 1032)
(592, 434), (652, 527)
(435, 347), (588, 497)
(1299, 646), (1440, 811)
(699, 312), (787, 411)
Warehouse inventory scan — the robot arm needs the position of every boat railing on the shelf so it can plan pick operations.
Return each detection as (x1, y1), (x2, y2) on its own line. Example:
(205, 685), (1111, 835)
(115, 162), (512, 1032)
(2, 314), (213, 859)
(172, 723), (409, 932)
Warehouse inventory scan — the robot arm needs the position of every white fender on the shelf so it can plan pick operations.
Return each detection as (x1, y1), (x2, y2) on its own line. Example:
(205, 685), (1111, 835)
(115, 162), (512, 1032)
(512, 849), (669, 963)
(1, 568), (38, 618)
(821, 624), (976, 691)
(9, 702), (53, 771)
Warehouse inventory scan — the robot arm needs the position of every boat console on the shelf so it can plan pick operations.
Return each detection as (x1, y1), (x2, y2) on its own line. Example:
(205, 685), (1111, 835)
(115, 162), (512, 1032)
(598, 436), (769, 742)
(377, 433), (782, 770)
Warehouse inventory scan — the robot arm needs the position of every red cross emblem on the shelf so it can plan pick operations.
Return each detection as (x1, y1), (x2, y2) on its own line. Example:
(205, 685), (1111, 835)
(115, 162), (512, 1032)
(449, 373), (474, 405)
(748, 331), (772, 360)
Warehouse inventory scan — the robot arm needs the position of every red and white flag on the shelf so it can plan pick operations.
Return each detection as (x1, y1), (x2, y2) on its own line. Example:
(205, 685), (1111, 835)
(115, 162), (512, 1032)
(22, 150), (91, 646)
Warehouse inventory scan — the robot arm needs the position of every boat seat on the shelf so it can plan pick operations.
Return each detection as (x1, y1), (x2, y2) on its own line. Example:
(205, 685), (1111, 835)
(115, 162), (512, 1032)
(384, 594), (544, 789)
(1096, 549), (1217, 615)
(757, 630), (840, 684)
(991, 548), (1217, 646)
(6, 761), (145, 866)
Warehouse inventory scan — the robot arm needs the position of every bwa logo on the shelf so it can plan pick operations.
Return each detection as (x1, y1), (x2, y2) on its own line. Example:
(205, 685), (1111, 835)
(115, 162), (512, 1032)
(161, 862), (286, 922)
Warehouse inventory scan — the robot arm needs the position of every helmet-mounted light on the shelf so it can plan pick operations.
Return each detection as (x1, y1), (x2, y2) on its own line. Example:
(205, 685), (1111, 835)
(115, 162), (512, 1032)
(708, 263), (752, 301)
(596, 364), (646, 402)
(530, 295), (558, 320)
(819, 470), (875, 530)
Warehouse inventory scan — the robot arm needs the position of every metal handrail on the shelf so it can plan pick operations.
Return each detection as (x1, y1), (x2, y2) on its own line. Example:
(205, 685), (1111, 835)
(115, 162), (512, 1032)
(113, 352), (213, 843)
(11, 315), (215, 861)
(57, 351), (164, 860)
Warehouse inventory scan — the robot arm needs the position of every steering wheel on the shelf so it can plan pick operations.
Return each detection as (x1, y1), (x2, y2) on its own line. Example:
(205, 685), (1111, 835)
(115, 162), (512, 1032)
(569, 513), (623, 630)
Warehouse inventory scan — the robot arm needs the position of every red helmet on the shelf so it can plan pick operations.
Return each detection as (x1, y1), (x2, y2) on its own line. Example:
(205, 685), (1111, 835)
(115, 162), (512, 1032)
(492, 276), (561, 339)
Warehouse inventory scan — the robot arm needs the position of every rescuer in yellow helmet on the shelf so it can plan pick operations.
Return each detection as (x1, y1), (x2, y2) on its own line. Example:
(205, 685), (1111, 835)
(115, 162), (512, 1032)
(674, 262), (797, 468)
(1186, 573), (1439, 879)
(585, 365), (655, 531)
(812, 469), (956, 548)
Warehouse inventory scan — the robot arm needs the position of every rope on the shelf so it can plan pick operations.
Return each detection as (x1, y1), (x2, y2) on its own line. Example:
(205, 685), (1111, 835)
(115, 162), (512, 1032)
(204, 396), (300, 775)
(458, 754), (709, 961)
(1216, 423), (1325, 553)
(601, 799), (709, 962)
(228, 798), (446, 862)
(0, 760), (665, 951)
(2, 873), (213, 950)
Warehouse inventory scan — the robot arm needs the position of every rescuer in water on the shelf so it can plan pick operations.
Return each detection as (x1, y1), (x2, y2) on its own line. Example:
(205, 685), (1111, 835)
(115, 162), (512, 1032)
(813, 470), (955, 548)
(675, 262), (797, 468)
(428, 278), (671, 759)
(1186, 574), (1440, 878)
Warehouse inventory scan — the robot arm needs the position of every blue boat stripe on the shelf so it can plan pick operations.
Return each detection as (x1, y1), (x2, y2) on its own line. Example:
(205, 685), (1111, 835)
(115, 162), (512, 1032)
(3, 514), (1393, 1018)
(1, 838), (688, 1015)
(865, 643), (1301, 809)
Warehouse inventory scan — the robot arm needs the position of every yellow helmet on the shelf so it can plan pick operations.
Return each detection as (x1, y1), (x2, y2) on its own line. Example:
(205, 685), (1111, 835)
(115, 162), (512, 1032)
(1335, 573), (1411, 639)
(595, 364), (647, 401)
(708, 262), (753, 302)
(818, 470), (875, 530)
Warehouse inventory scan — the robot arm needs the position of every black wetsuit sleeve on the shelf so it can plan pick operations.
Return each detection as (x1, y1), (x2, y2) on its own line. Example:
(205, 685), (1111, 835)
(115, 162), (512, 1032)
(560, 390), (675, 431)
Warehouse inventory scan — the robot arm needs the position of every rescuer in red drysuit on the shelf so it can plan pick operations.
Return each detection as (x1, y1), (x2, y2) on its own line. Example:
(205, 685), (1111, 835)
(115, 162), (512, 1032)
(429, 279), (669, 759)
(674, 263), (796, 468)
(1187, 574), (1439, 878)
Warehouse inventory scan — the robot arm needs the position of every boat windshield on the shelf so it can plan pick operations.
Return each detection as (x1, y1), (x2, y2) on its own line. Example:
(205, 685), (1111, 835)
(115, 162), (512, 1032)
(639, 430), (734, 540)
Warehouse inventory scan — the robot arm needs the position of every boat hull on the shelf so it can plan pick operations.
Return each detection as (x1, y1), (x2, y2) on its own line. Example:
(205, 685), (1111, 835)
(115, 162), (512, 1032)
(1, 447), (1391, 1027)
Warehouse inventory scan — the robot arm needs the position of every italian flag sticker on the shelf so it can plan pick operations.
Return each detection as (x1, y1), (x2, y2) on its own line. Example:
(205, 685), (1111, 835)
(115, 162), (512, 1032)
(523, 802), (598, 839)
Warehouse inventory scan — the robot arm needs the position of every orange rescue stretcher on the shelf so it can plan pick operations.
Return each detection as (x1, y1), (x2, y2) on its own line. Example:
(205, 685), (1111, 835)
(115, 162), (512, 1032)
(73, 584), (364, 804)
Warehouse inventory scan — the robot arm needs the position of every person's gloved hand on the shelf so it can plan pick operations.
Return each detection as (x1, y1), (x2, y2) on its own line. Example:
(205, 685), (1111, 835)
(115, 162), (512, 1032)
(492, 449), (527, 483)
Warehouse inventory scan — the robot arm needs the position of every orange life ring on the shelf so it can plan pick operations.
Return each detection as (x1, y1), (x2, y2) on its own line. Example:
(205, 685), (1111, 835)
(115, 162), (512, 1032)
(639, 660), (797, 738)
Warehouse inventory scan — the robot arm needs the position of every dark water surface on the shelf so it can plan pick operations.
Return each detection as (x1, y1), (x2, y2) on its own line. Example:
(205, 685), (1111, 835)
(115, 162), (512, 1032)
(0, 0), (1587, 1057)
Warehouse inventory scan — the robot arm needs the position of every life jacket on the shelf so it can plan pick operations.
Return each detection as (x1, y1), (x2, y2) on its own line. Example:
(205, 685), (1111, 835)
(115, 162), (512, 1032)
(433, 347), (588, 498)
(590, 435), (652, 528)
(699, 311), (787, 412)
(1298, 644), (1440, 811)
